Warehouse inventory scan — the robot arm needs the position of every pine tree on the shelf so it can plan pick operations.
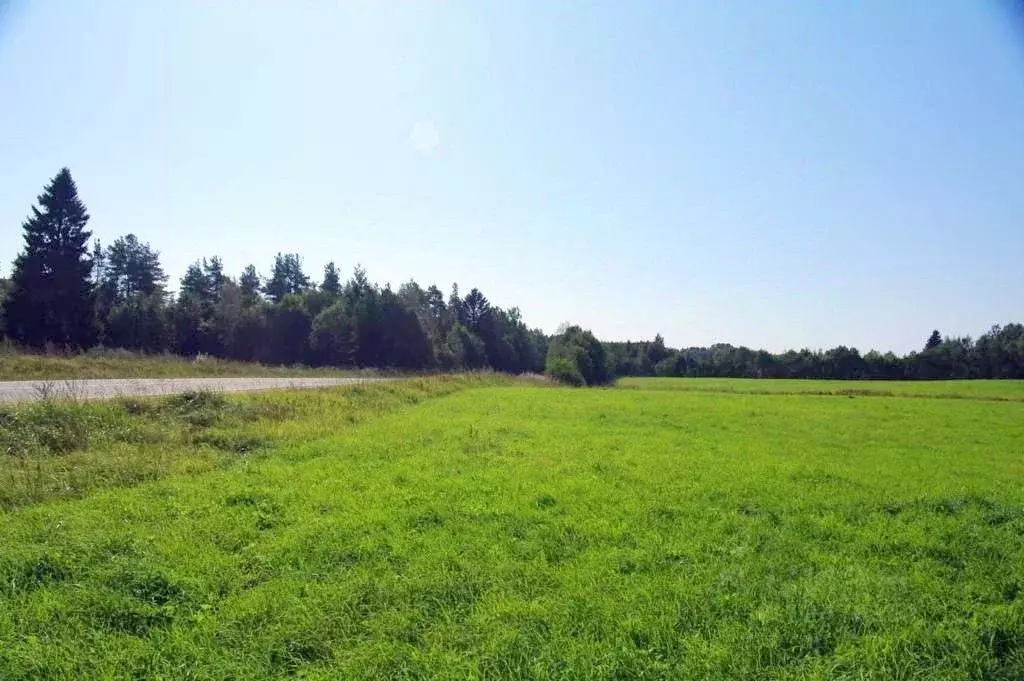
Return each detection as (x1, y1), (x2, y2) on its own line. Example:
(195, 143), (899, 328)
(178, 262), (213, 306)
(322, 262), (341, 296)
(647, 333), (669, 366)
(264, 253), (311, 303)
(925, 329), (942, 351)
(204, 257), (227, 302)
(91, 241), (106, 286)
(101, 234), (167, 301)
(3, 168), (96, 347)
(425, 285), (446, 322)
(172, 262), (220, 356)
(239, 265), (262, 306)
(448, 283), (463, 327)
(94, 234), (168, 351)
(343, 265), (371, 307)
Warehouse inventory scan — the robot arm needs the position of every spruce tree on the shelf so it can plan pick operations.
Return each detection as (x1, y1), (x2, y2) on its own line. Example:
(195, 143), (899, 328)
(461, 288), (491, 331)
(3, 168), (96, 348)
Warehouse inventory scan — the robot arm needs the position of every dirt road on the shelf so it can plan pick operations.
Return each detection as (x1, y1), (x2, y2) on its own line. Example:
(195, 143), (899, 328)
(0, 377), (377, 404)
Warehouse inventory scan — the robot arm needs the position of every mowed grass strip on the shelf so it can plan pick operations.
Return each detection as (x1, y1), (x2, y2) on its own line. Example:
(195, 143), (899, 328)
(1, 385), (1023, 679)
(618, 376), (1024, 402)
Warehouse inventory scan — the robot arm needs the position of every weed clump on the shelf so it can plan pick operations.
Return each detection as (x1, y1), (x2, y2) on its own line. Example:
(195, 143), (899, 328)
(535, 494), (557, 509)
(0, 402), (92, 456)
(162, 391), (229, 427)
(3, 554), (73, 595)
(119, 397), (151, 416)
(270, 637), (333, 673)
(107, 571), (188, 607)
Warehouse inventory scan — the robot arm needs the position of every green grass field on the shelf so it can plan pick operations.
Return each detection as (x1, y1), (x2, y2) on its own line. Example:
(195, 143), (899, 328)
(1, 379), (1023, 679)
(617, 376), (1024, 401)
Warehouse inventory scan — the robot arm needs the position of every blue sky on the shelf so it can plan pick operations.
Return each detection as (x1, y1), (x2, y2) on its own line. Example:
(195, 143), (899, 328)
(1, 1), (1022, 353)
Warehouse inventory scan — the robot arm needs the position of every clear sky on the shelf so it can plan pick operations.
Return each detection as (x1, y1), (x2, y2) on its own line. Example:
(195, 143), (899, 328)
(1, 1), (1022, 353)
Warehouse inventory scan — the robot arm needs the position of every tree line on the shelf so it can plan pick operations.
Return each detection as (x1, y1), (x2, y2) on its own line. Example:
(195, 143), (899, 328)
(603, 327), (1024, 381)
(541, 324), (1024, 386)
(0, 169), (548, 372)
(2, 169), (1021, 382)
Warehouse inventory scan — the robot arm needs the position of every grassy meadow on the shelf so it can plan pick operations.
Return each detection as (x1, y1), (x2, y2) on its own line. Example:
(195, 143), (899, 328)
(617, 376), (1024, 401)
(1, 378), (1023, 679)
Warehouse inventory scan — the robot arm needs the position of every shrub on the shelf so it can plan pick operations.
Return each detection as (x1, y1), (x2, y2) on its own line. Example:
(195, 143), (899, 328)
(545, 355), (585, 387)
(544, 325), (611, 386)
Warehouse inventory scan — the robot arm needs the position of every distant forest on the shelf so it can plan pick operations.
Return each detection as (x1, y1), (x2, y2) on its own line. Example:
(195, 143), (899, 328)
(3, 169), (1023, 383)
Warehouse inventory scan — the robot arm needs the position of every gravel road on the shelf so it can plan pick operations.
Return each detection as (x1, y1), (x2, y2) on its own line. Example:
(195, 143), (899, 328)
(0, 377), (377, 404)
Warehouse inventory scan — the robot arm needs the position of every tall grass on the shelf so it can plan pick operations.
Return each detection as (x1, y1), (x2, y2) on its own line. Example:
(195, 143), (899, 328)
(0, 374), (508, 508)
